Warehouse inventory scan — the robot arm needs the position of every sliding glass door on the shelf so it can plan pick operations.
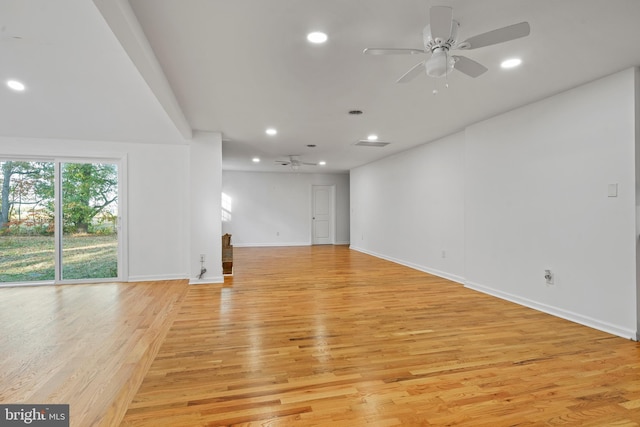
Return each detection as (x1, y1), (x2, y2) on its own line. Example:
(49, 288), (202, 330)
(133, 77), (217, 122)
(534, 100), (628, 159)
(0, 158), (120, 285)
(0, 161), (55, 283)
(61, 162), (118, 280)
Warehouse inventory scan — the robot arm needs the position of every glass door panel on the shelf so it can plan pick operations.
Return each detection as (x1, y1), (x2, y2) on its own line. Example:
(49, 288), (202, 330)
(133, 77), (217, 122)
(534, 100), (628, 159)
(61, 162), (118, 280)
(0, 161), (55, 283)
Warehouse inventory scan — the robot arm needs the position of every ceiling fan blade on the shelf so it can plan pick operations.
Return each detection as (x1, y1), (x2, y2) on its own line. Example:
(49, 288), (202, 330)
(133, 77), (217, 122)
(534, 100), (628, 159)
(460, 21), (530, 49)
(302, 162), (317, 166)
(396, 61), (425, 83)
(452, 56), (488, 78)
(363, 48), (425, 55)
(429, 5), (453, 41)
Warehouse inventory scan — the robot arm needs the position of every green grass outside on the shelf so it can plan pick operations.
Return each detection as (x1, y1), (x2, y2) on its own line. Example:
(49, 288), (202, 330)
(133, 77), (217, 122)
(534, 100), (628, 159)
(0, 234), (117, 282)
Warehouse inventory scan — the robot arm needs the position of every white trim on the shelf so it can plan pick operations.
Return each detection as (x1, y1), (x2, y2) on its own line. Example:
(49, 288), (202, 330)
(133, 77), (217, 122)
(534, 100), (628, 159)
(118, 154), (129, 281)
(189, 276), (224, 285)
(350, 244), (637, 340)
(349, 245), (465, 284)
(54, 162), (62, 281)
(233, 242), (350, 248)
(464, 280), (638, 341)
(234, 242), (311, 248)
(0, 281), (55, 288)
(128, 274), (188, 282)
(56, 157), (125, 284)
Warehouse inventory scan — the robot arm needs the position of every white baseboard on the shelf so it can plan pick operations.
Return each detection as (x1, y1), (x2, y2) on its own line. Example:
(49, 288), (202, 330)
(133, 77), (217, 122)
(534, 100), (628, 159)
(189, 276), (224, 285)
(234, 242), (350, 248)
(349, 245), (465, 284)
(233, 242), (310, 248)
(128, 274), (187, 283)
(348, 246), (637, 341)
(465, 280), (637, 341)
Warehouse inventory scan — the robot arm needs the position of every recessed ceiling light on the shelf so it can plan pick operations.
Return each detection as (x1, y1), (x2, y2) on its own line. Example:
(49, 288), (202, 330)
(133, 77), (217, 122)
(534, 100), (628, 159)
(367, 134), (378, 141)
(319, 161), (326, 166)
(252, 157), (260, 163)
(265, 128), (277, 136)
(501, 58), (522, 69)
(7, 80), (25, 91)
(307, 31), (328, 44)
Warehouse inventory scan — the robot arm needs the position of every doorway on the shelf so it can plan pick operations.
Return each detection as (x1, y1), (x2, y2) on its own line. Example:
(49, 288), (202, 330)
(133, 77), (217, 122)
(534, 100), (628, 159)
(312, 185), (335, 245)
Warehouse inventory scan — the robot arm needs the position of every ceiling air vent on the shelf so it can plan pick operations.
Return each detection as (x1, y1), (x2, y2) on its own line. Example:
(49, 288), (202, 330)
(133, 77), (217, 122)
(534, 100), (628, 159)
(355, 140), (390, 148)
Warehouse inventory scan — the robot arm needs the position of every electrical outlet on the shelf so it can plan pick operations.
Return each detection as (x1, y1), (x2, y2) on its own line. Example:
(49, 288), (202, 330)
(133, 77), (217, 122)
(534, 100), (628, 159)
(544, 269), (553, 285)
(441, 250), (446, 258)
(200, 254), (205, 263)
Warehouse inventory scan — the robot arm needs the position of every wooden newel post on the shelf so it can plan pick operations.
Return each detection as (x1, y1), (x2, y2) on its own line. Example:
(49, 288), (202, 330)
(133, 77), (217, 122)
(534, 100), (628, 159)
(222, 234), (233, 275)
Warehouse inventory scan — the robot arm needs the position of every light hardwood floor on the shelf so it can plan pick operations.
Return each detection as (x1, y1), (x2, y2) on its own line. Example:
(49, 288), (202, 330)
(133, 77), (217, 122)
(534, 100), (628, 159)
(3, 246), (640, 426)
(0, 280), (188, 426)
(122, 246), (640, 426)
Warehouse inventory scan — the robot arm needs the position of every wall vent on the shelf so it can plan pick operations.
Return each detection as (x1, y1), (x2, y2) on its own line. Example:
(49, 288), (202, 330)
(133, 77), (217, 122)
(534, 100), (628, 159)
(354, 140), (390, 148)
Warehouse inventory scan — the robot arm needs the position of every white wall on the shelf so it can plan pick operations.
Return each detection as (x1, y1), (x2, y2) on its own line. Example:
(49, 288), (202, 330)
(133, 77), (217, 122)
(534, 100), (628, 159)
(0, 135), (223, 283)
(350, 132), (465, 283)
(350, 68), (638, 339)
(189, 132), (223, 284)
(465, 69), (637, 339)
(222, 171), (350, 246)
(125, 141), (189, 281)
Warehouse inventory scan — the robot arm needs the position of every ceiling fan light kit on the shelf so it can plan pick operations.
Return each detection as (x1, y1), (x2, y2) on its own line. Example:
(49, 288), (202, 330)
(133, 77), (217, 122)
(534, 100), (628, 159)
(364, 5), (530, 83)
(425, 48), (455, 78)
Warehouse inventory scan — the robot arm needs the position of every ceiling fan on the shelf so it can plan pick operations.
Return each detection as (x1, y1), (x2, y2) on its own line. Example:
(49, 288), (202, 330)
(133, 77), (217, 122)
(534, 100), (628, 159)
(363, 6), (530, 82)
(275, 155), (317, 170)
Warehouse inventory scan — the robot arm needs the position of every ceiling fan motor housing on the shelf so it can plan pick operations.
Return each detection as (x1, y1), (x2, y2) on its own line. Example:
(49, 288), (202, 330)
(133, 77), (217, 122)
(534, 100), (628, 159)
(423, 21), (459, 51)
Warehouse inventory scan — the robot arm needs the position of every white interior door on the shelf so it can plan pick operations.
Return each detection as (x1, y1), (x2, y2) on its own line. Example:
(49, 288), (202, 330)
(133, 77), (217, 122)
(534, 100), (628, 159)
(312, 185), (334, 245)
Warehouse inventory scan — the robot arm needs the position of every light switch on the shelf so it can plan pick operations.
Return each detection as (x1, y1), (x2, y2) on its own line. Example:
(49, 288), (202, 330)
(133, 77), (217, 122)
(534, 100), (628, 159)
(608, 183), (618, 197)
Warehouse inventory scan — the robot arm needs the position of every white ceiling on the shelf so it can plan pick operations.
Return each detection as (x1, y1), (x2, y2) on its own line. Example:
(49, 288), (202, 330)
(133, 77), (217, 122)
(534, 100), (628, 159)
(0, 0), (185, 144)
(2, 1), (640, 173)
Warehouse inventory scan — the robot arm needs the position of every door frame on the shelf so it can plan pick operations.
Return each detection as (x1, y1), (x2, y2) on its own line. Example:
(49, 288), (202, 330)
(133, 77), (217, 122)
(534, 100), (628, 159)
(56, 155), (127, 284)
(0, 154), (127, 286)
(311, 184), (336, 245)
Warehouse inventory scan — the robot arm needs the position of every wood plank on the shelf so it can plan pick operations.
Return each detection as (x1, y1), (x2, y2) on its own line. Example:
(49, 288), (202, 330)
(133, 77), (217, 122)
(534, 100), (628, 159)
(121, 246), (640, 425)
(0, 280), (188, 426)
(4, 246), (640, 425)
